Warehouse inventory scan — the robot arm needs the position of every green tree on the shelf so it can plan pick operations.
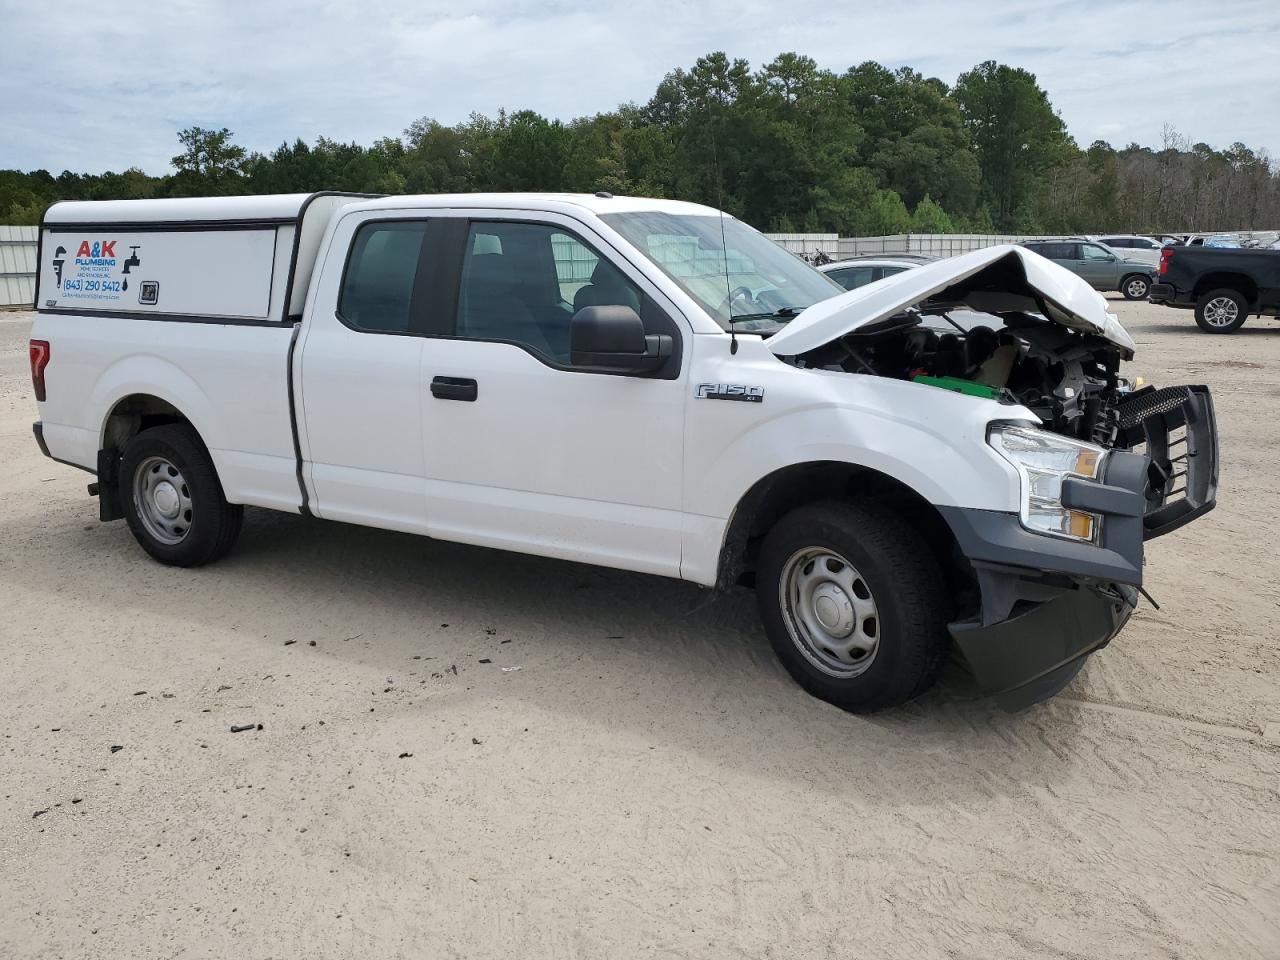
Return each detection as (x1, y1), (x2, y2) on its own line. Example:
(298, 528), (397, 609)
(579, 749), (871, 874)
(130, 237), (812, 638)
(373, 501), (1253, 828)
(861, 189), (912, 236)
(910, 195), (955, 233)
(953, 61), (1072, 229)
(170, 126), (247, 194)
(842, 63), (978, 215)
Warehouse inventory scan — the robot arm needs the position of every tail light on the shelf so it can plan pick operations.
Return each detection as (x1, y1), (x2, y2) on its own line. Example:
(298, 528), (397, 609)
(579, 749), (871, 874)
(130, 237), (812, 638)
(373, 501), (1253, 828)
(29, 340), (50, 401)
(1158, 247), (1173, 276)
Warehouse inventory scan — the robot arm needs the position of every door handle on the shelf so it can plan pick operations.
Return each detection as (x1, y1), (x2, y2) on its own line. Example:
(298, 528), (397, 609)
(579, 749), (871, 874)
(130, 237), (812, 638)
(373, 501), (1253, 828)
(430, 376), (478, 402)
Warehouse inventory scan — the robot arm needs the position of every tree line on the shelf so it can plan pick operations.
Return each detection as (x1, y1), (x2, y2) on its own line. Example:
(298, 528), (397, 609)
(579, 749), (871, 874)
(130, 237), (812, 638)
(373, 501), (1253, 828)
(3, 53), (1277, 235)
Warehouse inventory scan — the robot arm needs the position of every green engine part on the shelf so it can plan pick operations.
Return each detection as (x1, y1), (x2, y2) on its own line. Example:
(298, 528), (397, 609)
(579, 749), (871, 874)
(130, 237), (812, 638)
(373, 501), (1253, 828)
(911, 374), (1002, 400)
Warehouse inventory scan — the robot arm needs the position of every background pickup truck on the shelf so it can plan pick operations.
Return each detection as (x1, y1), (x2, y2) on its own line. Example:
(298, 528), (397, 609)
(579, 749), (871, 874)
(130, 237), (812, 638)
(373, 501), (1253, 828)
(1150, 245), (1280, 333)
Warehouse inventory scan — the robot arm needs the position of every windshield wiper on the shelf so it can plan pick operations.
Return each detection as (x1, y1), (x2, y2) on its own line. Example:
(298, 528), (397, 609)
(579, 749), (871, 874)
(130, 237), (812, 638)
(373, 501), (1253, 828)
(729, 306), (803, 323)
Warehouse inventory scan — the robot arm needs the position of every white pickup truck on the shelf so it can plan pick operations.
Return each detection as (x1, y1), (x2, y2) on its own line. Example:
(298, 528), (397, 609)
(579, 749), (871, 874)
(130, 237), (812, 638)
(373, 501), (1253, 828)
(29, 192), (1219, 712)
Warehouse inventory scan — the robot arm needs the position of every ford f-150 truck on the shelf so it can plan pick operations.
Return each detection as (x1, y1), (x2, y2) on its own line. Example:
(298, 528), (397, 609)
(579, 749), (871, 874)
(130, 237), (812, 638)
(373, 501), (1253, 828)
(1150, 244), (1280, 332)
(30, 192), (1219, 713)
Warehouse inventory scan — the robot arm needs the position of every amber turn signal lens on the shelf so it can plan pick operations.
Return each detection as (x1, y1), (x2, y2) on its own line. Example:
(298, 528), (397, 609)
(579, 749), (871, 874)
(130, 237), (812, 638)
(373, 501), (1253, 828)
(1068, 510), (1096, 541)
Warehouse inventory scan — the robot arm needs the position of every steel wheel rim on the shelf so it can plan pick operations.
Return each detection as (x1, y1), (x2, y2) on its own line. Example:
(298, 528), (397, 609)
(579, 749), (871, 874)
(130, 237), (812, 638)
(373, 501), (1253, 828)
(133, 456), (193, 545)
(1127, 278), (1148, 298)
(778, 547), (880, 678)
(1204, 297), (1239, 327)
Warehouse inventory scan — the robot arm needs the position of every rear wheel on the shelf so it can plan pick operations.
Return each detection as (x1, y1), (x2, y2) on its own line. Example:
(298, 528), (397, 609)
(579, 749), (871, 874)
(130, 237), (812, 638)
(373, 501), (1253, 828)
(1195, 288), (1248, 333)
(119, 424), (242, 566)
(1121, 274), (1151, 300)
(756, 500), (950, 713)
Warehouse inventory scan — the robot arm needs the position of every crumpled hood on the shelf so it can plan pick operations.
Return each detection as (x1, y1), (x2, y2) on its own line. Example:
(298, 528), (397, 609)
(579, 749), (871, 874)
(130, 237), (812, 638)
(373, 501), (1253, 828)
(767, 244), (1136, 358)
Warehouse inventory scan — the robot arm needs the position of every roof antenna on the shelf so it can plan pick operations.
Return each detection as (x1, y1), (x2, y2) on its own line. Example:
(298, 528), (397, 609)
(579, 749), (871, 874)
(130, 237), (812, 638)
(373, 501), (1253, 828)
(709, 117), (737, 355)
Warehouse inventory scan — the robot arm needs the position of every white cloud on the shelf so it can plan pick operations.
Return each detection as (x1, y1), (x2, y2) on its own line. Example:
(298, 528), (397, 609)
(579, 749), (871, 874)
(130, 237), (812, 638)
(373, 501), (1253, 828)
(1, 0), (1276, 174)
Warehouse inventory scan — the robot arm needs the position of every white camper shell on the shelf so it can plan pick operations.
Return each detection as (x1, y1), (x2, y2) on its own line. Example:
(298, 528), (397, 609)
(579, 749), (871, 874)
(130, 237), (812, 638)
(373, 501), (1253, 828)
(38, 193), (372, 322)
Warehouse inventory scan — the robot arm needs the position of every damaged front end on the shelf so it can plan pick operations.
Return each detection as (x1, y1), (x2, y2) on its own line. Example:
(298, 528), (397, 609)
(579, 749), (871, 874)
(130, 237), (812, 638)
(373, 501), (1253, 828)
(768, 246), (1220, 708)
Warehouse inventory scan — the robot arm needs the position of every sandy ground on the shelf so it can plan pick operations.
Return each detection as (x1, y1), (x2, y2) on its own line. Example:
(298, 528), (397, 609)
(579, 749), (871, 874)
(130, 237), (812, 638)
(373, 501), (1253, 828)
(0, 299), (1277, 960)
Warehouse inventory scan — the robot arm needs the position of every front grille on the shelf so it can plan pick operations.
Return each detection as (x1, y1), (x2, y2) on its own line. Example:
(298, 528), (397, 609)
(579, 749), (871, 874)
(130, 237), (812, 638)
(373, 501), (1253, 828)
(1117, 385), (1192, 430)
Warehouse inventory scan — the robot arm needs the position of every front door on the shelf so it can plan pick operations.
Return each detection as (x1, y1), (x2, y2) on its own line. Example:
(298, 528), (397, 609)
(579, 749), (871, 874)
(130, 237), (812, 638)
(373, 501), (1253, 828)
(1077, 242), (1121, 290)
(420, 213), (689, 577)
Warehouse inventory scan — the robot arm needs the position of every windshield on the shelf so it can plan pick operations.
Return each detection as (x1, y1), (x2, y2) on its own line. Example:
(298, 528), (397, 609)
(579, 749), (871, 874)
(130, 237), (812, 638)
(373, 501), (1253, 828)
(601, 211), (843, 332)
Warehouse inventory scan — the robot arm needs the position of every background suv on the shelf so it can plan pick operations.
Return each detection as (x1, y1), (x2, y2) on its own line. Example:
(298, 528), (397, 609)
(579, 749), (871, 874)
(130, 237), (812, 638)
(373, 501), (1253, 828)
(1021, 240), (1156, 300)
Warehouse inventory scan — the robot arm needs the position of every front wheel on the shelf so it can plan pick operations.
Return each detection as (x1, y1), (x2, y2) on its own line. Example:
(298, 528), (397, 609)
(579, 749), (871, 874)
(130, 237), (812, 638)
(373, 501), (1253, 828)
(756, 500), (950, 713)
(1195, 288), (1248, 333)
(119, 424), (243, 567)
(1121, 274), (1151, 300)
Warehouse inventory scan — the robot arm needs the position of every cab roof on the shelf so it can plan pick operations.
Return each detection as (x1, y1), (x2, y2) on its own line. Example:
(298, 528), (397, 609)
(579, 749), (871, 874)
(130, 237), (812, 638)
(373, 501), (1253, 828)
(42, 192), (726, 226)
(346, 192), (724, 219)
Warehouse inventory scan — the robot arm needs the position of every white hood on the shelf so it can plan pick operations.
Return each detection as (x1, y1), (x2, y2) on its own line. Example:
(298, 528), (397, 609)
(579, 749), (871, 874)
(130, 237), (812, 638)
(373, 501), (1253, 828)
(767, 245), (1136, 358)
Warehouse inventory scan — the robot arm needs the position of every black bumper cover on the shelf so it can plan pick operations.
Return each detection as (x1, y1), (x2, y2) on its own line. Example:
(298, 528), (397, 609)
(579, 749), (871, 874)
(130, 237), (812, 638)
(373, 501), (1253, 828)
(1148, 282), (1192, 307)
(939, 385), (1217, 711)
(32, 421), (51, 458)
(950, 577), (1137, 711)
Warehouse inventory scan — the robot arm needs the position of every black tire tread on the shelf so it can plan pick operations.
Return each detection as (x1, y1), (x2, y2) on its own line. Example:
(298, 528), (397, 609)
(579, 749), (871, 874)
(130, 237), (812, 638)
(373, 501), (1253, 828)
(756, 499), (950, 713)
(1120, 274), (1150, 300)
(118, 424), (242, 567)
(1194, 287), (1248, 334)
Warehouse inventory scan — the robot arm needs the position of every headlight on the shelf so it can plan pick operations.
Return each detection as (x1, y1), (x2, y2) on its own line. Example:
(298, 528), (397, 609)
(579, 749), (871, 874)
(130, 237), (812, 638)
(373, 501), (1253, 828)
(989, 424), (1106, 544)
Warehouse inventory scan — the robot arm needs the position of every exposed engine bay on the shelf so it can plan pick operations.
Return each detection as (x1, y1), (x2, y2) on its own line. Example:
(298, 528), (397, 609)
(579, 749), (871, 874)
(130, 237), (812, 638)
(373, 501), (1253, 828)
(763, 245), (1217, 542)
(790, 309), (1129, 447)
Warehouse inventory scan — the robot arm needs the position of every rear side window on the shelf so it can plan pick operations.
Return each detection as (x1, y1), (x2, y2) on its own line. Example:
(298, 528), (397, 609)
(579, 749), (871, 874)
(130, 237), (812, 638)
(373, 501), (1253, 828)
(1032, 242), (1075, 260)
(1102, 237), (1130, 248)
(338, 221), (428, 333)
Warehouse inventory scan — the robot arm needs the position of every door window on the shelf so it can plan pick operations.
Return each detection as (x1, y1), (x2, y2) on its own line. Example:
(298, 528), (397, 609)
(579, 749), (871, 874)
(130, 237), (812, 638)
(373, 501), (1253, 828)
(1081, 244), (1113, 260)
(456, 221), (642, 364)
(338, 221), (428, 333)
(827, 266), (875, 290)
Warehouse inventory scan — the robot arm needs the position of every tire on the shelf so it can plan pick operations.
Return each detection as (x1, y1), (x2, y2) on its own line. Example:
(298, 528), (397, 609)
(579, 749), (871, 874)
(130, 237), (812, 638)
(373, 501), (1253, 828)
(118, 424), (243, 567)
(1121, 274), (1151, 300)
(756, 500), (950, 713)
(1194, 288), (1248, 333)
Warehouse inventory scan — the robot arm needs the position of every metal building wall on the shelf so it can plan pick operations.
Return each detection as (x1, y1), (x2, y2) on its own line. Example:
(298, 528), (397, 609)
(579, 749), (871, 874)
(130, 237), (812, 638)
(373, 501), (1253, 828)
(1, 225), (38, 308)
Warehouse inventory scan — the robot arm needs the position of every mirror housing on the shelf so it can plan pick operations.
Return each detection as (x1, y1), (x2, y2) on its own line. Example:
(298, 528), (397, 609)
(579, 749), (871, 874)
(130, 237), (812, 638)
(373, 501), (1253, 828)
(570, 305), (672, 374)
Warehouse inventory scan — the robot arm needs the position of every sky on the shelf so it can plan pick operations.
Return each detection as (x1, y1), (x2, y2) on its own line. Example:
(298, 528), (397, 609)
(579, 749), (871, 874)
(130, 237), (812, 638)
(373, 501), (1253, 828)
(3, 0), (1278, 175)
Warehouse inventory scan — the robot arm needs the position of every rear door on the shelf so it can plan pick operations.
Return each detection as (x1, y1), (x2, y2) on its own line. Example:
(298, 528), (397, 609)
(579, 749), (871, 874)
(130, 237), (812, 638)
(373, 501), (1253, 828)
(296, 212), (432, 533)
(418, 211), (690, 577)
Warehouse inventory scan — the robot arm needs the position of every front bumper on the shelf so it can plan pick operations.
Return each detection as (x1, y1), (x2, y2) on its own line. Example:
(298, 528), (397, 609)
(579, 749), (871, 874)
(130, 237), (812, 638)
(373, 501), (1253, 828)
(951, 576), (1137, 711)
(938, 384), (1218, 710)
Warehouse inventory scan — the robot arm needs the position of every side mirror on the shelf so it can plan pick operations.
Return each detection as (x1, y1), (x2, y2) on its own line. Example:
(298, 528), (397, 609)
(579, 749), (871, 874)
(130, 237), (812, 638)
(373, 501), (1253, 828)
(570, 305), (672, 374)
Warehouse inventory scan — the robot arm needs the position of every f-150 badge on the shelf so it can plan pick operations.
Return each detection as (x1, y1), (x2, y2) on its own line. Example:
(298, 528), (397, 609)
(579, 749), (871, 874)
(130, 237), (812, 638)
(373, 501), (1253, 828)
(696, 383), (764, 402)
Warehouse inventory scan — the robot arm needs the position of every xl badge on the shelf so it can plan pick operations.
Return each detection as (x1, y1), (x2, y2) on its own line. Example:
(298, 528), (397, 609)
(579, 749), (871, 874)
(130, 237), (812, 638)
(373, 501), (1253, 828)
(696, 383), (764, 403)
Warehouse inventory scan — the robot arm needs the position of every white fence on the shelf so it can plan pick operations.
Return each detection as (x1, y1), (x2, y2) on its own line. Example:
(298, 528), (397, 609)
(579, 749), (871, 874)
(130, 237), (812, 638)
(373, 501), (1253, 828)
(766, 230), (1279, 260)
(762, 232), (1040, 260)
(764, 233), (840, 257)
(0, 226), (37, 308)
(836, 233), (1043, 258)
